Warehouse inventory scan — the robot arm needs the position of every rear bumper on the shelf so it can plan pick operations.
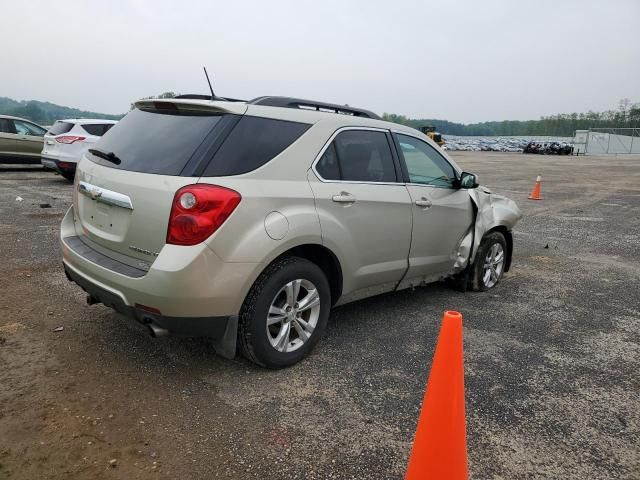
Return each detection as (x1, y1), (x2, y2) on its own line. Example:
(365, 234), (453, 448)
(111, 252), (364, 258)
(60, 206), (260, 316)
(0, 153), (41, 165)
(41, 156), (76, 173)
(63, 261), (239, 358)
(63, 262), (230, 338)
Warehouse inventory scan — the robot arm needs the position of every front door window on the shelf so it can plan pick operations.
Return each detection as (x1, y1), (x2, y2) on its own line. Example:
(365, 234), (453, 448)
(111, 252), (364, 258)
(396, 134), (456, 187)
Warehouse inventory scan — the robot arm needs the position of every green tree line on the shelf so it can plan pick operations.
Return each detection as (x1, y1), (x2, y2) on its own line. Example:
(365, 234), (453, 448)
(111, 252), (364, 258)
(0, 97), (123, 126)
(383, 99), (640, 136)
(3, 94), (639, 136)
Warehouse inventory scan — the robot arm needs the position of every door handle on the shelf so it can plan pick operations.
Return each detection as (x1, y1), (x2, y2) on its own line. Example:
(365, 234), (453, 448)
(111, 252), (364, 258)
(415, 197), (432, 208)
(332, 192), (357, 204)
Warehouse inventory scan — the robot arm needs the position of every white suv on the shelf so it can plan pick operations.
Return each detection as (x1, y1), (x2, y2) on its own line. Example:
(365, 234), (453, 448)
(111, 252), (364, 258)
(42, 119), (117, 180)
(61, 96), (521, 368)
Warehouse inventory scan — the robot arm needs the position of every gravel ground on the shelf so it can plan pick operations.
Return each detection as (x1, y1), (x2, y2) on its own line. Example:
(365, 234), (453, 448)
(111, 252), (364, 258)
(0, 153), (638, 479)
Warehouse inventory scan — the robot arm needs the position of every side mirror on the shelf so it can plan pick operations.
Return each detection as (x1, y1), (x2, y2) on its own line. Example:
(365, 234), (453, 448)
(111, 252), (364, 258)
(458, 172), (478, 189)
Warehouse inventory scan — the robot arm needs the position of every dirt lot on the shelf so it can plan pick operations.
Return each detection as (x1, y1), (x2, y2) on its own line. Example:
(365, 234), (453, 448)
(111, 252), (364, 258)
(1, 152), (639, 479)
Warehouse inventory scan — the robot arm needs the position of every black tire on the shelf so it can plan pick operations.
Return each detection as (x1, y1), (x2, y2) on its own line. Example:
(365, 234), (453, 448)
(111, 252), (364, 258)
(238, 256), (331, 368)
(470, 231), (507, 292)
(61, 171), (75, 182)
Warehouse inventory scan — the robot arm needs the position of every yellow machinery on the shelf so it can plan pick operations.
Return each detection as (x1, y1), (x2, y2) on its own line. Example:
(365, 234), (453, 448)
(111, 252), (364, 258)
(420, 126), (445, 147)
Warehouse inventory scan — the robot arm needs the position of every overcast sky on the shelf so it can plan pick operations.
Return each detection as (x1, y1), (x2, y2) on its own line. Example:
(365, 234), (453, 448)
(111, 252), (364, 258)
(1, 0), (639, 123)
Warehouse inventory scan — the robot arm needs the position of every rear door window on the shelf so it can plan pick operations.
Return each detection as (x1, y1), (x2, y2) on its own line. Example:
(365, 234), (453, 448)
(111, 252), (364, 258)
(48, 121), (74, 135)
(316, 129), (397, 183)
(81, 123), (115, 136)
(0, 118), (14, 134)
(202, 116), (310, 176)
(88, 108), (225, 175)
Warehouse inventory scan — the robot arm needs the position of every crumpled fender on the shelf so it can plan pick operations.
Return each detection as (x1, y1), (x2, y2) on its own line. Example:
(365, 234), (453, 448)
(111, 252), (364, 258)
(466, 186), (522, 266)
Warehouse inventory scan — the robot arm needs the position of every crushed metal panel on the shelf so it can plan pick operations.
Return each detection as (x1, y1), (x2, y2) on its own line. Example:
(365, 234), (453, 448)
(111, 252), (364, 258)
(467, 187), (522, 265)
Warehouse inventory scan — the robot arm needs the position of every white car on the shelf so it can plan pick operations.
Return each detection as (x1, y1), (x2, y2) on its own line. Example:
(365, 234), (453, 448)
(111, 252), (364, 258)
(41, 119), (118, 180)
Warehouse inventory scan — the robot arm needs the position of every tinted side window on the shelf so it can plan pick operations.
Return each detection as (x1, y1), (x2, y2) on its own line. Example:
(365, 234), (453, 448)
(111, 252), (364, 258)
(48, 121), (74, 135)
(397, 134), (456, 188)
(333, 130), (396, 183)
(82, 124), (113, 136)
(315, 143), (341, 180)
(0, 118), (13, 134)
(203, 116), (310, 176)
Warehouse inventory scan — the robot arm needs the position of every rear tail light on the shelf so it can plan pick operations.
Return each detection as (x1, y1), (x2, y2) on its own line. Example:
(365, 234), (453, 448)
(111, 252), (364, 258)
(56, 135), (86, 144)
(167, 184), (241, 246)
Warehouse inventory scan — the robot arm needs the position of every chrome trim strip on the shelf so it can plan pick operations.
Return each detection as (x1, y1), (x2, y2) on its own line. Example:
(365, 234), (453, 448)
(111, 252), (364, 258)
(310, 126), (460, 186)
(78, 181), (134, 210)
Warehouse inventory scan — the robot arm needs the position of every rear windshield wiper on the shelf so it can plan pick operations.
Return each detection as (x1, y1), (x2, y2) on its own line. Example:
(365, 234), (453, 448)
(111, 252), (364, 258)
(88, 148), (121, 165)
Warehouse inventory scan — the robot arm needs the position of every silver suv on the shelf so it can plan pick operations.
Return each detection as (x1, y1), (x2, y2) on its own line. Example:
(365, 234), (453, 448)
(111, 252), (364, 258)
(61, 96), (521, 368)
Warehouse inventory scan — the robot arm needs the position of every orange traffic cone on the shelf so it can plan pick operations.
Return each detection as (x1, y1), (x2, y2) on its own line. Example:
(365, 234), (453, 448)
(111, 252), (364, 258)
(528, 175), (543, 200)
(405, 311), (468, 480)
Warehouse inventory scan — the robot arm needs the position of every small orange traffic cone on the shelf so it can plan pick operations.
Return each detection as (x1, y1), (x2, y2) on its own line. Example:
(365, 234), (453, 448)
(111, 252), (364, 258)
(528, 175), (543, 200)
(405, 311), (468, 480)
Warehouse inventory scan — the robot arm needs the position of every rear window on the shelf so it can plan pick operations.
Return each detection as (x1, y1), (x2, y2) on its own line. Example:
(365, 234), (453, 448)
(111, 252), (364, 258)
(88, 109), (224, 175)
(48, 121), (74, 135)
(202, 116), (310, 177)
(81, 123), (115, 136)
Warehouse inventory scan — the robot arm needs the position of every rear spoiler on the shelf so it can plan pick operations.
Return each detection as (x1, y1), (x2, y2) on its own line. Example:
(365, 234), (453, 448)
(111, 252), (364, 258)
(134, 99), (248, 116)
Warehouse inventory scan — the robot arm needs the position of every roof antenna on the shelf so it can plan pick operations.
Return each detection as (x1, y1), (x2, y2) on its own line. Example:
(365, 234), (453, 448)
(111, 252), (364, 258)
(203, 66), (215, 99)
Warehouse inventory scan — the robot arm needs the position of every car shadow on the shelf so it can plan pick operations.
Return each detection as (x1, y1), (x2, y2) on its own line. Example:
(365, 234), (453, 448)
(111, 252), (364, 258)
(81, 280), (460, 376)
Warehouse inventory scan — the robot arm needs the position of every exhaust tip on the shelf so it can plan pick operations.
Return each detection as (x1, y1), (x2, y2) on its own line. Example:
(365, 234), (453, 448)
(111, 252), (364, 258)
(147, 323), (169, 338)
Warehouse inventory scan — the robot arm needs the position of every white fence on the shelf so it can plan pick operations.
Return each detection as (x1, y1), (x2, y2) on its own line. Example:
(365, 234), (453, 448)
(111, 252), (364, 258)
(574, 128), (640, 154)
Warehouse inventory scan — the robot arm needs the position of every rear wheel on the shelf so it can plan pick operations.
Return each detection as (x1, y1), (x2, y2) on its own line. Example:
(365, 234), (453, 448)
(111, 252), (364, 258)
(238, 256), (331, 368)
(471, 231), (507, 291)
(60, 171), (75, 182)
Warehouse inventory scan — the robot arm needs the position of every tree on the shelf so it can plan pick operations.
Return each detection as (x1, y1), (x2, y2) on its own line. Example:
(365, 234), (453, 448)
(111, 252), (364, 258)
(382, 99), (638, 136)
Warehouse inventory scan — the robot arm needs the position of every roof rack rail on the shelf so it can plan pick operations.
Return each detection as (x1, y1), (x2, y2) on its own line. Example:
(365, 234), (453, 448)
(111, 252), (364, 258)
(174, 94), (246, 102)
(249, 96), (381, 120)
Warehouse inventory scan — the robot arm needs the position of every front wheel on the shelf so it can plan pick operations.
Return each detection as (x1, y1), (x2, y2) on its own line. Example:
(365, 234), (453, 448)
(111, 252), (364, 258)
(471, 231), (507, 291)
(238, 256), (331, 368)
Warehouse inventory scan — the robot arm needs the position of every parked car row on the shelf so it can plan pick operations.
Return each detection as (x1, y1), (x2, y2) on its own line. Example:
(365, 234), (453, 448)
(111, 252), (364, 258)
(443, 135), (574, 153)
(0, 114), (117, 180)
(523, 141), (574, 155)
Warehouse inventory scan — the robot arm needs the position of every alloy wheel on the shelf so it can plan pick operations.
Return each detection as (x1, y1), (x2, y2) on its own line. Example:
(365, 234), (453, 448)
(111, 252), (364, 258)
(482, 243), (505, 288)
(266, 279), (321, 353)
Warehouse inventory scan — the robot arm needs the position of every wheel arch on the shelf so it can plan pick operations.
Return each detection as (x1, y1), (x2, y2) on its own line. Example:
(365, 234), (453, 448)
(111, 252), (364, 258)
(256, 243), (343, 306)
(283, 244), (343, 305)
